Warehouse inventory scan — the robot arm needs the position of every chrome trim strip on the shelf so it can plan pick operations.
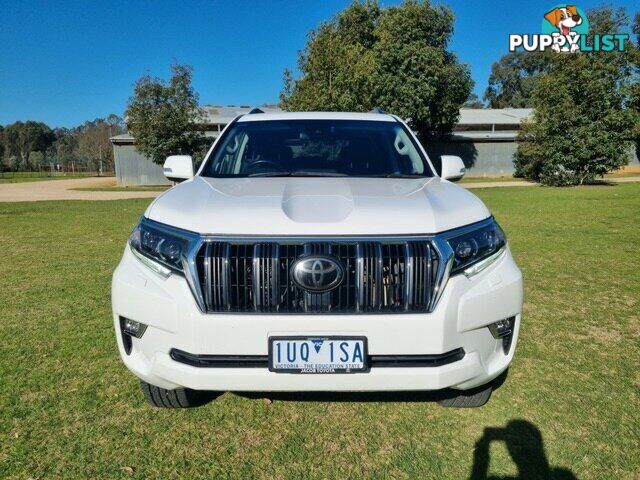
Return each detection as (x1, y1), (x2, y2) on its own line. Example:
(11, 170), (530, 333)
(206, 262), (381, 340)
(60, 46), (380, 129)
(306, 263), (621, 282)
(404, 242), (414, 311)
(221, 242), (231, 308)
(373, 242), (383, 310)
(428, 237), (454, 312)
(145, 216), (495, 241)
(182, 237), (205, 312)
(203, 242), (212, 309)
(252, 243), (262, 311)
(355, 242), (364, 312)
(271, 243), (280, 308)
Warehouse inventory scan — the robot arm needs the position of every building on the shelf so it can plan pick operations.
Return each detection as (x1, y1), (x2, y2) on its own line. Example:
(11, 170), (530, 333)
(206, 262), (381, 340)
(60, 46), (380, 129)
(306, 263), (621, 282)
(111, 106), (638, 185)
(427, 108), (533, 177)
(111, 105), (281, 186)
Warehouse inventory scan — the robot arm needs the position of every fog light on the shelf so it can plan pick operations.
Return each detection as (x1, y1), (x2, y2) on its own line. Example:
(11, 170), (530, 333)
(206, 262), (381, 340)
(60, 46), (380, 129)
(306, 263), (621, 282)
(122, 317), (147, 338)
(119, 317), (147, 356)
(488, 316), (515, 354)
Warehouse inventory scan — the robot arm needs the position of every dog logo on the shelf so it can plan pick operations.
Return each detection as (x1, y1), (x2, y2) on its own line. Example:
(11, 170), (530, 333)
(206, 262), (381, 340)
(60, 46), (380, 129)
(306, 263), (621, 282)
(542, 4), (588, 52)
(510, 4), (627, 53)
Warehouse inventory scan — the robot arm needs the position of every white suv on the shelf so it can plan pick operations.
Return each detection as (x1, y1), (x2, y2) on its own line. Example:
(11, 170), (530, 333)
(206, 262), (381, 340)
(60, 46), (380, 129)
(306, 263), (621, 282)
(112, 111), (523, 408)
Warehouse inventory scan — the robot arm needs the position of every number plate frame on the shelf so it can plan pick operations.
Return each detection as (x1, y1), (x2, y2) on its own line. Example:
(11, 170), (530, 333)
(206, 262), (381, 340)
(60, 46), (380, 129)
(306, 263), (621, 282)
(268, 336), (369, 374)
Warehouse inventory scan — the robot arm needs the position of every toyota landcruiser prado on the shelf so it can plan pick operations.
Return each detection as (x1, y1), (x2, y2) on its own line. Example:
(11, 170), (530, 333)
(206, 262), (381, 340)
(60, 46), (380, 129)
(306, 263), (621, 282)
(112, 110), (523, 408)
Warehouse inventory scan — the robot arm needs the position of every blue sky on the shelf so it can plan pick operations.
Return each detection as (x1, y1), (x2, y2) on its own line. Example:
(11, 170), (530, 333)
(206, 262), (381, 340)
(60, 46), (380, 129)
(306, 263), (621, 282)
(1, 0), (636, 127)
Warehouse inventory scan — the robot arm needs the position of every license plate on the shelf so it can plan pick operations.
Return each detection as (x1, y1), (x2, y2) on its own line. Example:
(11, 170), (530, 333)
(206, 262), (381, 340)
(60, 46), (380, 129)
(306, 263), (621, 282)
(269, 336), (368, 373)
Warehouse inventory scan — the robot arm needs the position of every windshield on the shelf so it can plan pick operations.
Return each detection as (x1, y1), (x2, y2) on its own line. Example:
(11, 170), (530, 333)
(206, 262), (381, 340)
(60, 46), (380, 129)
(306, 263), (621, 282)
(200, 119), (432, 178)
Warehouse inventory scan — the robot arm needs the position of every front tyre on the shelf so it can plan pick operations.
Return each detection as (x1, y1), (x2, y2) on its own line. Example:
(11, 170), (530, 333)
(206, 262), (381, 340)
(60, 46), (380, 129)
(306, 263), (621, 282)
(140, 381), (214, 408)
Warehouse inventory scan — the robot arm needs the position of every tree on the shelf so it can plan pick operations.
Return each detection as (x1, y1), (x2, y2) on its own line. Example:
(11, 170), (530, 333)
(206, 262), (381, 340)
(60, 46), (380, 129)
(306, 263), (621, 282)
(483, 52), (552, 108)
(282, 2), (379, 113)
(280, 0), (472, 139)
(278, 68), (296, 110)
(2, 121), (56, 170)
(28, 151), (45, 169)
(51, 128), (78, 168)
(0, 126), (4, 170)
(74, 116), (123, 171)
(514, 8), (638, 185)
(463, 92), (484, 109)
(125, 64), (207, 165)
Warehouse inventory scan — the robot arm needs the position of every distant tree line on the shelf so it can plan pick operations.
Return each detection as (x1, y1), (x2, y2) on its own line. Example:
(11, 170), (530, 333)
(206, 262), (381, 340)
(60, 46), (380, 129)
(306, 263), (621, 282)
(0, 115), (124, 173)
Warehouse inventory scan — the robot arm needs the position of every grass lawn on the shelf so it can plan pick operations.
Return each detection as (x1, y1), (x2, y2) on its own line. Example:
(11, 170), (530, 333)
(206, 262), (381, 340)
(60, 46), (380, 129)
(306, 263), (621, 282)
(1, 184), (638, 479)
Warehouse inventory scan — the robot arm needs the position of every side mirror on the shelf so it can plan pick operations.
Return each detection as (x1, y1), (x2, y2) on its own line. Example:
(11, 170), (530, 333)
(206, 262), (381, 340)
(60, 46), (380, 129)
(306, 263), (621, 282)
(440, 155), (466, 181)
(163, 155), (194, 182)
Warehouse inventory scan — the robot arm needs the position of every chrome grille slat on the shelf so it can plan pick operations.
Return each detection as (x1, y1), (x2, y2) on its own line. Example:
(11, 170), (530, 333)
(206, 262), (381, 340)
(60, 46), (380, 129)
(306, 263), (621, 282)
(252, 243), (280, 312)
(197, 239), (440, 314)
(199, 242), (231, 311)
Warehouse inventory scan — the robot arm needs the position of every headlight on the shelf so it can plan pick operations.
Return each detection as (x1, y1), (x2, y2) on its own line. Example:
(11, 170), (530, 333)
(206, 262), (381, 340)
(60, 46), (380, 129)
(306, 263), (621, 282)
(129, 218), (196, 275)
(446, 219), (506, 277)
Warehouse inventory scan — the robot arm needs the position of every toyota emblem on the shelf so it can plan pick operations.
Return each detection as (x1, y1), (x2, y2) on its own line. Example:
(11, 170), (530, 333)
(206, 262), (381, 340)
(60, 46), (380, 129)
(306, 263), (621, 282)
(291, 256), (344, 293)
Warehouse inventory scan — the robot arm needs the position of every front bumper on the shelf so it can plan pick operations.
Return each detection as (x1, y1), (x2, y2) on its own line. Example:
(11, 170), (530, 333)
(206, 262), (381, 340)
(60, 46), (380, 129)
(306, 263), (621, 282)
(112, 245), (523, 392)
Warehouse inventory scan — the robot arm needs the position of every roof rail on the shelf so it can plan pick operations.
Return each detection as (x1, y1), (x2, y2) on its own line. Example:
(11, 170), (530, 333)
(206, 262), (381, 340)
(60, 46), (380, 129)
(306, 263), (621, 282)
(370, 107), (385, 114)
(248, 107), (264, 114)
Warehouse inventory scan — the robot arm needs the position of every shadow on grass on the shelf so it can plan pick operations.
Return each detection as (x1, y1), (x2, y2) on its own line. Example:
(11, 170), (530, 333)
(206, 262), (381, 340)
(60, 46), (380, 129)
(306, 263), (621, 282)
(470, 419), (577, 480)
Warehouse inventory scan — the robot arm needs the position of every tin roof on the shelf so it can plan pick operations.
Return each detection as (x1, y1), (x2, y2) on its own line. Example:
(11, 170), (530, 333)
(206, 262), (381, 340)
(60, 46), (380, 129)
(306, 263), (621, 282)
(201, 105), (282, 124)
(111, 107), (533, 144)
(458, 108), (532, 125)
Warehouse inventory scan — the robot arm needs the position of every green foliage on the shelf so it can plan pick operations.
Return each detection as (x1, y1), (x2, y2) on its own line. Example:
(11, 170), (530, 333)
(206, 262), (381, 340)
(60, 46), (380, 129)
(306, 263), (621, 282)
(463, 92), (484, 109)
(73, 117), (123, 171)
(27, 151), (45, 168)
(1, 121), (56, 170)
(515, 55), (636, 185)
(484, 52), (552, 108)
(280, 0), (472, 138)
(0, 116), (123, 172)
(125, 64), (207, 165)
(514, 7), (639, 186)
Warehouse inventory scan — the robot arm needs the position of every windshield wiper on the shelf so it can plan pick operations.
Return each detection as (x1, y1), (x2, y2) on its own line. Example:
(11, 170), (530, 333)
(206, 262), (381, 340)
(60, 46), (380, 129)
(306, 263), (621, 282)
(246, 172), (292, 177)
(246, 172), (424, 178)
(247, 171), (348, 177)
(289, 171), (348, 177)
(365, 173), (428, 178)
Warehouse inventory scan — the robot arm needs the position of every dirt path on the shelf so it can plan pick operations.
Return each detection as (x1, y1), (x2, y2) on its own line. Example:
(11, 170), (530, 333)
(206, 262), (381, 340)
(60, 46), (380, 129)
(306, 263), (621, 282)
(1, 175), (639, 202)
(460, 180), (537, 188)
(461, 176), (640, 188)
(0, 177), (161, 202)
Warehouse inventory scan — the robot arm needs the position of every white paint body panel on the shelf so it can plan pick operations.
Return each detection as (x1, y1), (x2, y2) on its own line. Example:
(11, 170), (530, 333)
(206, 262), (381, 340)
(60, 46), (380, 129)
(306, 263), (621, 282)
(145, 176), (490, 235)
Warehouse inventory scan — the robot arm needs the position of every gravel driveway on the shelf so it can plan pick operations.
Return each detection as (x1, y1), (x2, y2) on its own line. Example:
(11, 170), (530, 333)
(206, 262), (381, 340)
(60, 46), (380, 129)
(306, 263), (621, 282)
(0, 177), (162, 202)
(1, 175), (638, 202)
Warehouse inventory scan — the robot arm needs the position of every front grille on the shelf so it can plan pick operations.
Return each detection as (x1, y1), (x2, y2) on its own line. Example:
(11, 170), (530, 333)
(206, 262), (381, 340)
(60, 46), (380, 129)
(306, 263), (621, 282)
(196, 238), (440, 314)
